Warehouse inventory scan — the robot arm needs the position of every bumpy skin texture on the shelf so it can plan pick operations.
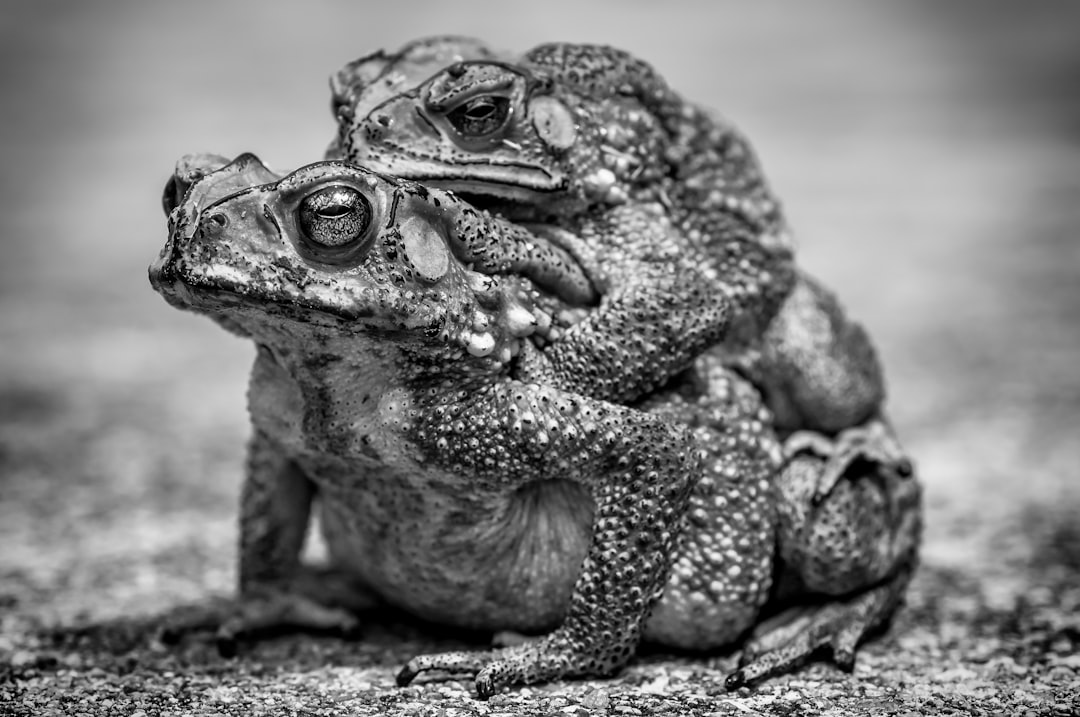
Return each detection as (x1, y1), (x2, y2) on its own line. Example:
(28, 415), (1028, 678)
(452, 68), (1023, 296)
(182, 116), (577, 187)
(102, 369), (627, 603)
(150, 155), (708, 696)
(326, 36), (512, 161)
(151, 155), (922, 695)
(332, 41), (796, 405)
(329, 38), (915, 580)
(637, 357), (920, 681)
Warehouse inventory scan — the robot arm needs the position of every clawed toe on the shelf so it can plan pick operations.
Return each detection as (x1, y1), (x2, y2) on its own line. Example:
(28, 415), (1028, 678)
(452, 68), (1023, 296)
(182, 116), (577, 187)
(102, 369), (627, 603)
(833, 646), (856, 673)
(395, 649), (498, 694)
(158, 590), (362, 655)
(396, 648), (531, 699)
(397, 633), (614, 699)
(894, 456), (914, 478)
(215, 632), (240, 658)
(724, 668), (748, 691)
(159, 597), (235, 646)
(395, 662), (422, 687)
(725, 570), (911, 691)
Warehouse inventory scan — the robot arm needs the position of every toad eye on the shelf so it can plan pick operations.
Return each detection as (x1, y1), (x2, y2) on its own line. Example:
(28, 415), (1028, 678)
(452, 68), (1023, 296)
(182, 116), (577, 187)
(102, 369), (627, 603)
(445, 95), (511, 138)
(298, 186), (372, 248)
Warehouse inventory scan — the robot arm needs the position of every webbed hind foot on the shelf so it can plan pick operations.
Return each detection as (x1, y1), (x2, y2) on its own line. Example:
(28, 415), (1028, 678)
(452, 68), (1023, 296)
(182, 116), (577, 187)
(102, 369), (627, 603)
(724, 561), (915, 690)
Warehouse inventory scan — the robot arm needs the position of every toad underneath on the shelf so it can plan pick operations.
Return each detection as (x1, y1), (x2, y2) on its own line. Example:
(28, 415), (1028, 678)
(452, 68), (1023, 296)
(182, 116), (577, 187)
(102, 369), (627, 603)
(150, 154), (920, 697)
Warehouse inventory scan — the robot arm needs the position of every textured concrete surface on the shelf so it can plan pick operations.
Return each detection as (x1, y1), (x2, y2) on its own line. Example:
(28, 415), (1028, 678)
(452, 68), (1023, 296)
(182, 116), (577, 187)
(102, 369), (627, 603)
(1, 1), (1078, 715)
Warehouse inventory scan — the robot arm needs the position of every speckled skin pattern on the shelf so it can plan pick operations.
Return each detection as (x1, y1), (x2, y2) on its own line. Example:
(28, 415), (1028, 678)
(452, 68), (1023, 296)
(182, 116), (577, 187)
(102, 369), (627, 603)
(328, 37), (916, 517)
(150, 154), (921, 695)
(330, 39), (881, 427)
(331, 39), (796, 406)
(151, 155), (708, 693)
(327, 39), (921, 672)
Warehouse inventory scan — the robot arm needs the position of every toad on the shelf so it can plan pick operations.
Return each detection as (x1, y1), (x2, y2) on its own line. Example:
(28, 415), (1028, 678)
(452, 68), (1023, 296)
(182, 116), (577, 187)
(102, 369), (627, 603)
(330, 39), (911, 505)
(151, 154), (921, 695)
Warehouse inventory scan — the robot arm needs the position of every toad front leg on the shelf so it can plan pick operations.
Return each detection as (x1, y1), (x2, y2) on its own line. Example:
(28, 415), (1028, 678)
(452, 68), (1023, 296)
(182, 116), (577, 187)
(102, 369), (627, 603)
(450, 200), (795, 406)
(162, 429), (375, 652)
(511, 206), (791, 405)
(161, 349), (378, 651)
(396, 380), (700, 698)
(514, 254), (733, 403)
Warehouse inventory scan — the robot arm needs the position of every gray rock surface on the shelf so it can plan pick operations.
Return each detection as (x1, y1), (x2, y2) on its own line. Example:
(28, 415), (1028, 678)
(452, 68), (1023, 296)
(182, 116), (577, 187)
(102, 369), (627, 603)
(1, 1), (1078, 714)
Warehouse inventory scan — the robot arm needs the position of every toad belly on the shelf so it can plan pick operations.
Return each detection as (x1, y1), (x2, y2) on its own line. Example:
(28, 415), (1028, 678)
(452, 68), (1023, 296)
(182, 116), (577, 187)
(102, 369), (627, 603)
(315, 468), (595, 632)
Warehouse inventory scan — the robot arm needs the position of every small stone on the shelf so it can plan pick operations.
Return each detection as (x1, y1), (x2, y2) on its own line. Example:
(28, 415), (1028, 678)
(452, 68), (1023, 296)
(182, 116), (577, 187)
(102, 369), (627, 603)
(582, 689), (610, 710)
(935, 666), (978, 682)
(1052, 654), (1080, 669)
(1046, 665), (1074, 682)
(9, 650), (36, 668)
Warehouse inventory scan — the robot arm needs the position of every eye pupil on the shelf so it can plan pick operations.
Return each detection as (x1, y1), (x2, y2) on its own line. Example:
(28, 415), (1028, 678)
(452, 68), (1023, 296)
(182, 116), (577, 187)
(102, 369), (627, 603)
(464, 100), (496, 120)
(317, 203), (351, 218)
(447, 95), (510, 138)
(298, 186), (372, 250)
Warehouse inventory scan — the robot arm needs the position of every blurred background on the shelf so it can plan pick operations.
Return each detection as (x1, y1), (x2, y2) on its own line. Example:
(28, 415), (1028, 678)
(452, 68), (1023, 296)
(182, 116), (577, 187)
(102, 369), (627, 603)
(1, 0), (1078, 699)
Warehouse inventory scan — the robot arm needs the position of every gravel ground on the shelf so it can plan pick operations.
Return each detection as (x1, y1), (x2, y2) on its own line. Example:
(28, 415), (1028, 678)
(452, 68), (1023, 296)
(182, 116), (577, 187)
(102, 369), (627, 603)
(1, 2), (1078, 715)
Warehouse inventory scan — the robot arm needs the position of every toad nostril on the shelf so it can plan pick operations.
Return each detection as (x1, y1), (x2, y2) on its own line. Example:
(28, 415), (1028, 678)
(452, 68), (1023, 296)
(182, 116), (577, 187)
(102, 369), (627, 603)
(208, 213), (229, 229)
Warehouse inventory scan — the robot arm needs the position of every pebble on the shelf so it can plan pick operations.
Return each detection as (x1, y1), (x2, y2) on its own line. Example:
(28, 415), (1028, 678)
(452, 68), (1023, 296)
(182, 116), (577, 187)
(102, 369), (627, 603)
(934, 666), (979, 682)
(9, 650), (37, 667)
(582, 689), (610, 710)
(1045, 665), (1074, 682)
(1051, 654), (1080, 669)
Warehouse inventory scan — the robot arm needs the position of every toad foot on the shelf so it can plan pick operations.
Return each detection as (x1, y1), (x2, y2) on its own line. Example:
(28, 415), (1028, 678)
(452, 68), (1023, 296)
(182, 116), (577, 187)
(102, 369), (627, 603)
(398, 631), (610, 699)
(160, 567), (370, 654)
(724, 560), (915, 690)
(784, 418), (913, 505)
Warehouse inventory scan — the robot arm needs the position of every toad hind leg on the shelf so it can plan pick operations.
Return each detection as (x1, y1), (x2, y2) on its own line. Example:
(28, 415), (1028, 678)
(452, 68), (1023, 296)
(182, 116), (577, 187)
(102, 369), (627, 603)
(776, 425), (922, 597)
(727, 424), (923, 688)
(725, 559), (916, 690)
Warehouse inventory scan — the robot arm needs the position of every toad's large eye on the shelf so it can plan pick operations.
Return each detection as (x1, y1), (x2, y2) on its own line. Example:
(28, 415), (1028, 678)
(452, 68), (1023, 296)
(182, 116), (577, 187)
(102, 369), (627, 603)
(445, 95), (511, 138)
(298, 186), (372, 248)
